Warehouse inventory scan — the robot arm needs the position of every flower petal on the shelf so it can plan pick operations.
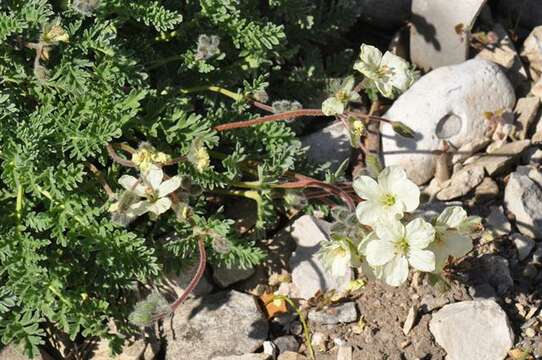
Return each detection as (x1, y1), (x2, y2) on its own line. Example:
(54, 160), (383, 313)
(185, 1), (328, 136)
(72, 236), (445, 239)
(331, 253), (351, 278)
(408, 249), (435, 272)
(375, 78), (395, 98)
(118, 175), (146, 197)
(381, 52), (410, 92)
(157, 176), (181, 198)
(354, 44), (383, 78)
(405, 218), (434, 249)
(355, 201), (382, 226)
(375, 219), (404, 243)
(143, 165), (163, 191)
(395, 179), (420, 212)
(378, 166), (407, 193)
(352, 175), (380, 201)
(381, 255), (409, 286)
(443, 230), (473, 258)
(436, 206), (467, 228)
(126, 200), (151, 217)
(366, 239), (396, 266)
(321, 97), (345, 116)
(147, 197), (172, 216)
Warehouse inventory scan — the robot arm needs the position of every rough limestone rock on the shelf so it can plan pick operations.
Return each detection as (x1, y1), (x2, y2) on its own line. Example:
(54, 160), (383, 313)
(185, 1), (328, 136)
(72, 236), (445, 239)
(436, 164), (484, 200)
(164, 291), (268, 360)
(429, 300), (514, 360)
(381, 59), (515, 185)
(504, 168), (542, 239)
(522, 26), (542, 81)
(288, 215), (351, 300)
(212, 263), (255, 288)
(511, 233), (535, 261)
(308, 302), (358, 325)
(302, 121), (352, 172)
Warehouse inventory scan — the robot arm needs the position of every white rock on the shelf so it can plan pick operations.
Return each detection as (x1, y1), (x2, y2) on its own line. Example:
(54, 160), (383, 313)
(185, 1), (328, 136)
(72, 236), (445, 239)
(288, 215), (351, 299)
(486, 206), (511, 236)
(212, 263), (255, 288)
(452, 137), (491, 164)
(511, 233), (536, 261)
(308, 302), (358, 325)
(164, 291), (268, 360)
(514, 97), (540, 140)
(302, 121), (352, 172)
(429, 300), (514, 360)
(381, 59), (515, 185)
(402, 305), (418, 336)
(504, 168), (542, 239)
(411, 0), (487, 71)
(522, 26), (542, 81)
(436, 164), (484, 200)
(472, 140), (531, 176)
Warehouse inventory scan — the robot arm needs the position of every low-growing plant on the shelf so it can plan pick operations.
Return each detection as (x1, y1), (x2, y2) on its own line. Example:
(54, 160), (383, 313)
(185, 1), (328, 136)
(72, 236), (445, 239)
(0, 1), (480, 358)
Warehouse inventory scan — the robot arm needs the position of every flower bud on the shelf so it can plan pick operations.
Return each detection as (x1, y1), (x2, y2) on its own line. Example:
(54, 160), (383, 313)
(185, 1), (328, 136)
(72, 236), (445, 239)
(391, 121), (415, 138)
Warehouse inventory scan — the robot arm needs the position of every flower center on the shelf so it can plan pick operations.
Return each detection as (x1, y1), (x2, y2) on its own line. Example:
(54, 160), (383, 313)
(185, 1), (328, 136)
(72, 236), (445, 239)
(377, 65), (392, 78)
(381, 193), (396, 207)
(395, 238), (409, 254)
(352, 120), (365, 137)
(335, 90), (349, 103)
(145, 187), (158, 202)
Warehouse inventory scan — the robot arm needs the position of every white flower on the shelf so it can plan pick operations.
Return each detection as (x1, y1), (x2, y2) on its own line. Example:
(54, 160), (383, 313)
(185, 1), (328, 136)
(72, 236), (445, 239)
(321, 76), (361, 116)
(318, 236), (360, 278)
(429, 206), (481, 272)
(116, 165), (181, 220)
(353, 44), (415, 99)
(353, 166), (420, 226)
(366, 218), (435, 286)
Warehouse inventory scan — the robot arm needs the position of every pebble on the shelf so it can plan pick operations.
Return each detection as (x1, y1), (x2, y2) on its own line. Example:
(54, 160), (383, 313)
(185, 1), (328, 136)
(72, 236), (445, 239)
(429, 300), (514, 360)
(311, 332), (329, 351)
(436, 164), (485, 200)
(308, 302), (358, 325)
(514, 97), (540, 139)
(289, 216), (352, 300)
(486, 206), (512, 237)
(472, 254), (514, 295)
(468, 283), (497, 300)
(381, 59), (515, 185)
(420, 294), (450, 311)
(512, 233), (535, 261)
(504, 167), (542, 239)
(263, 341), (277, 357)
(212, 355), (271, 360)
(212, 263), (255, 288)
(526, 328), (536, 338)
(402, 305), (418, 335)
(474, 177), (499, 202)
(472, 140), (531, 176)
(452, 137), (491, 164)
(302, 121), (352, 173)
(273, 336), (299, 354)
(521, 25), (542, 81)
(164, 291), (268, 360)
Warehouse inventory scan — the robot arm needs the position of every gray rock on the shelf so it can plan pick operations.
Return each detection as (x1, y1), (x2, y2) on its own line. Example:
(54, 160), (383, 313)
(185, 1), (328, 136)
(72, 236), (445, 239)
(162, 263), (214, 298)
(504, 168), (542, 239)
(512, 233), (535, 261)
(273, 336), (298, 354)
(420, 294), (450, 312)
(472, 254), (513, 295)
(212, 263), (255, 288)
(411, 0), (487, 71)
(308, 302), (358, 325)
(476, 24), (530, 95)
(452, 137), (491, 164)
(514, 97), (540, 140)
(381, 59), (515, 185)
(474, 177), (499, 202)
(436, 164), (485, 200)
(402, 305), (418, 335)
(522, 147), (542, 164)
(468, 283), (497, 300)
(212, 355), (271, 360)
(429, 300), (514, 360)
(358, 0), (411, 29)
(522, 26), (542, 81)
(531, 245), (542, 266)
(302, 121), (352, 172)
(486, 206), (512, 237)
(473, 140), (531, 176)
(164, 291), (268, 360)
(289, 215), (351, 300)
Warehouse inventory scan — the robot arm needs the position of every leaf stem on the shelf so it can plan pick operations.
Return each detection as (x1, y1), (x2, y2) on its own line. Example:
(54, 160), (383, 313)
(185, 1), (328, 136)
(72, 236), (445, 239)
(274, 295), (315, 360)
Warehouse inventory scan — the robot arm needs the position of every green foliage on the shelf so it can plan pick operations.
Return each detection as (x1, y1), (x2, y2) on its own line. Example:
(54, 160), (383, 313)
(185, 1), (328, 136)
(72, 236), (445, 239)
(0, 0), (365, 357)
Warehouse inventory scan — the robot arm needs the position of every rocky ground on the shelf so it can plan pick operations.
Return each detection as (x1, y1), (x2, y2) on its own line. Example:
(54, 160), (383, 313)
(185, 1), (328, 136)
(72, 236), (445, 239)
(5, 0), (542, 359)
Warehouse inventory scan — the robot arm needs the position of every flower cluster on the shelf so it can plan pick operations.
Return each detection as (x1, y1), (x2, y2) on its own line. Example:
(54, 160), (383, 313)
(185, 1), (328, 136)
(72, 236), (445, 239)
(319, 166), (481, 286)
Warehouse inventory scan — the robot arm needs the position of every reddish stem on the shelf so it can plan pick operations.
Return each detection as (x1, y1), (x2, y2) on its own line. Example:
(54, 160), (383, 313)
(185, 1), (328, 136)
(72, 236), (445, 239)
(214, 109), (326, 132)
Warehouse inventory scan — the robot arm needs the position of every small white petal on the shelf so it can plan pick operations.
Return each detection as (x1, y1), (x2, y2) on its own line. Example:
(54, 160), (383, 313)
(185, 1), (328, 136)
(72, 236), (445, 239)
(352, 176), (381, 201)
(375, 219), (404, 243)
(436, 206), (467, 228)
(381, 52), (410, 92)
(157, 176), (181, 198)
(375, 78), (395, 98)
(349, 91), (362, 103)
(354, 44), (383, 78)
(342, 76), (356, 92)
(127, 200), (151, 217)
(355, 201), (382, 226)
(366, 239), (396, 266)
(321, 97), (345, 116)
(443, 231), (473, 258)
(408, 249), (435, 272)
(143, 165), (163, 191)
(331, 254), (351, 278)
(358, 231), (378, 255)
(118, 175), (146, 197)
(405, 218), (434, 249)
(395, 180), (420, 212)
(378, 166), (407, 194)
(382, 255), (409, 286)
(147, 197), (172, 216)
